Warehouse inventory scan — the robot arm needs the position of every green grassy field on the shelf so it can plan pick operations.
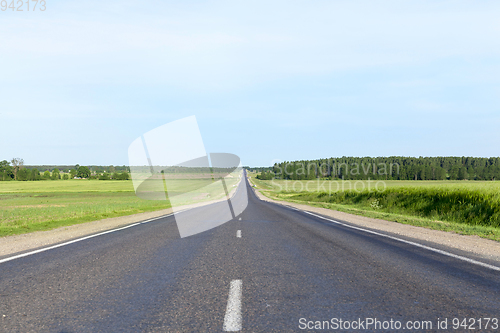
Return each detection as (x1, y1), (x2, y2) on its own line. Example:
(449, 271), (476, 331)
(0, 174), (241, 237)
(0, 180), (170, 237)
(254, 178), (500, 193)
(249, 175), (500, 241)
(0, 180), (136, 193)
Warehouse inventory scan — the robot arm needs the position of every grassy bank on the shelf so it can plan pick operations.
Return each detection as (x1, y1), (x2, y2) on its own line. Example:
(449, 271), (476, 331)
(288, 188), (500, 227)
(250, 175), (500, 241)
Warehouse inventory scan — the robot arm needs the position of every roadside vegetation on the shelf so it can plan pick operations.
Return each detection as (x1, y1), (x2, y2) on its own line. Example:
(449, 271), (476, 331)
(245, 156), (500, 241)
(250, 175), (500, 242)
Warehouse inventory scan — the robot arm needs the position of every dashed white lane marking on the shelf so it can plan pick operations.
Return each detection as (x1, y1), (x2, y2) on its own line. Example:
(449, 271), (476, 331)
(223, 279), (242, 331)
(236, 230), (241, 238)
(0, 213), (176, 265)
(302, 211), (500, 272)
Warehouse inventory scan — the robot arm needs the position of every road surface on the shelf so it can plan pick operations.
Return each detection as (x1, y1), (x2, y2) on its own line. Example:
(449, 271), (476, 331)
(1, 173), (499, 332)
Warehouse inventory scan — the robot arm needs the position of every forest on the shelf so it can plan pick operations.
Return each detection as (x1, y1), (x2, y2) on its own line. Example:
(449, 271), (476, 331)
(255, 156), (500, 181)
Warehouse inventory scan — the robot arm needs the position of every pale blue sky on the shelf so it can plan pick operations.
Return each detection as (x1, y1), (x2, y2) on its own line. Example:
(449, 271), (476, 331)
(1, 0), (499, 166)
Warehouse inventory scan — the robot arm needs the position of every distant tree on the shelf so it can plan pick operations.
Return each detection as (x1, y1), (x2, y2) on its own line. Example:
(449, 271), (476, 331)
(51, 168), (61, 180)
(42, 170), (51, 180)
(16, 168), (29, 181)
(434, 167), (446, 180)
(69, 169), (76, 179)
(469, 167), (477, 180)
(30, 168), (41, 181)
(119, 172), (130, 180)
(458, 167), (468, 180)
(449, 165), (459, 180)
(10, 158), (24, 180)
(112, 172), (120, 180)
(257, 171), (274, 180)
(487, 165), (498, 181)
(475, 166), (485, 180)
(62, 173), (69, 180)
(77, 166), (91, 178)
(0, 160), (14, 181)
(424, 165), (433, 180)
(0, 160), (9, 172)
(109, 165), (115, 173)
(418, 166), (426, 180)
(99, 173), (110, 180)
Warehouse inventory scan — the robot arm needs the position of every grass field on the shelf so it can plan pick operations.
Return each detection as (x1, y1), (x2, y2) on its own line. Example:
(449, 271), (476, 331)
(0, 180), (170, 237)
(0, 174), (241, 237)
(249, 174), (500, 241)
(0, 180), (136, 193)
(254, 178), (500, 193)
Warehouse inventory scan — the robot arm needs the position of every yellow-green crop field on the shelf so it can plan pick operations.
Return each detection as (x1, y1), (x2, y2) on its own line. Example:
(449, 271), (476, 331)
(253, 178), (500, 194)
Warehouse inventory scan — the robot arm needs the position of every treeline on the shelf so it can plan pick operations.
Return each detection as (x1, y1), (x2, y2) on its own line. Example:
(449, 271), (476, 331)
(131, 166), (235, 174)
(243, 166), (274, 173)
(26, 165), (130, 173)
(256, 156), (500, 181)
(0, 160), (130, 181)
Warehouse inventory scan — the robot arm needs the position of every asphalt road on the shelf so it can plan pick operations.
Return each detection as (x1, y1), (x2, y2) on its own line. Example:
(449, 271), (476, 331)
(1, 173), (499, 332)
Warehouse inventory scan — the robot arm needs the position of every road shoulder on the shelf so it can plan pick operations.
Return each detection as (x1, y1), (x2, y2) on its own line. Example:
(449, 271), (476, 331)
(0, 208), (174, 258)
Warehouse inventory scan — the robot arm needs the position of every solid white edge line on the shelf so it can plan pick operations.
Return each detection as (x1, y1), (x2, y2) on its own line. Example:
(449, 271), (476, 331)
(223, 279), (243, 332)
(236, 230), (241, 238)
(301, 210), (500, 272)
(0, 213), (176, 265)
